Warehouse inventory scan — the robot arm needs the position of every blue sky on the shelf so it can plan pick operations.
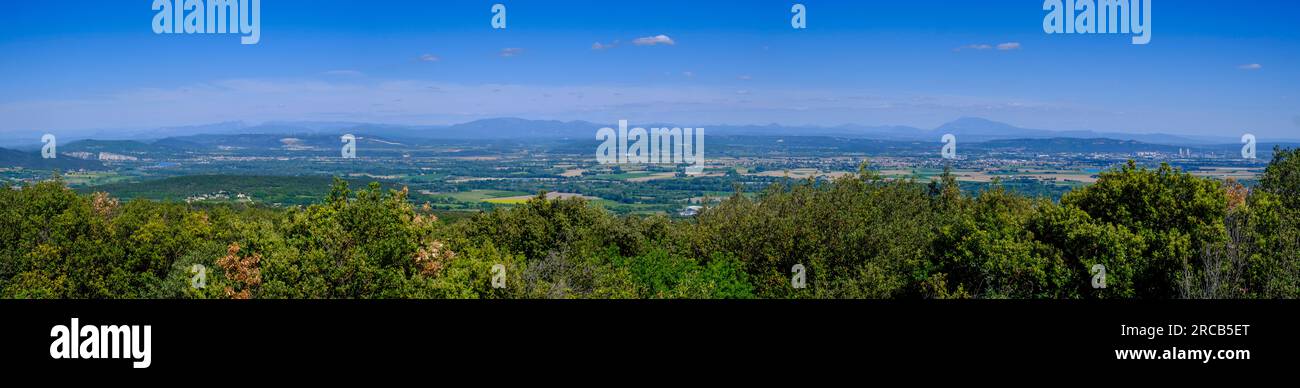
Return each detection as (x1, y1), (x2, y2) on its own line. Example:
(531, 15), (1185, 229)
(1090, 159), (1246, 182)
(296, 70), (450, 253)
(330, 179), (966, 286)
(1, 0), (1298, 139)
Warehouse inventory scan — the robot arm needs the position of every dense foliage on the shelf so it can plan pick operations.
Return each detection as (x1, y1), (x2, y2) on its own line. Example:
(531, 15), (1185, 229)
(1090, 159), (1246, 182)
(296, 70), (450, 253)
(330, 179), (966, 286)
(2, 149), (1298, 299)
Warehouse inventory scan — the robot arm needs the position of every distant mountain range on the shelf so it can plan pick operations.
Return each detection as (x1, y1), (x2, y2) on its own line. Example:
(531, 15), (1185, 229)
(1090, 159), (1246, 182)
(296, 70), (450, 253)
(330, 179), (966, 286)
(62, 134), (415, 156)
(3, 117), (1294, 148)
(417, 117), (1266, 145)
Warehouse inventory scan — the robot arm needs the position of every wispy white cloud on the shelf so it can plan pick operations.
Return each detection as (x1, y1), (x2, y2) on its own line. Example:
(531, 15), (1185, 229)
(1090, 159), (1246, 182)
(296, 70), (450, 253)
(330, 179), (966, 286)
(1238, 63), (1263, 71)
(954, 42), (1020, 52)
(418, 54), (441, 62)
(633, 34), (675, 46)
(682, 71), (695, 78)
(592, 41), (618, 50)
(954, 44), (992, 52)
(499, 48), (524, 57)
(737, 75), (753, 81)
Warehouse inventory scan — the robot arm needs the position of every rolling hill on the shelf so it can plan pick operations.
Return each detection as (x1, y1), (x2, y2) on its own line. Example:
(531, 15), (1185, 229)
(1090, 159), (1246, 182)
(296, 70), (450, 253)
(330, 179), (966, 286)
(0, 148), (105, 170)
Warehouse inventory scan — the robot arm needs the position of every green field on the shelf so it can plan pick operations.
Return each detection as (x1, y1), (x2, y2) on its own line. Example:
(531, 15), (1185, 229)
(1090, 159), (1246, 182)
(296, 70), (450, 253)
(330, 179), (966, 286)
(483, 197), (533, 204)
(61, 171), (135, 187)
(440, 189), (531, 202)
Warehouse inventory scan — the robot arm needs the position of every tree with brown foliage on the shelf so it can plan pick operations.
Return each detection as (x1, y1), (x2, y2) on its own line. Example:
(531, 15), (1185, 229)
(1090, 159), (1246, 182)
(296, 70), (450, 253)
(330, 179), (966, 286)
(217, 243), (262, 299)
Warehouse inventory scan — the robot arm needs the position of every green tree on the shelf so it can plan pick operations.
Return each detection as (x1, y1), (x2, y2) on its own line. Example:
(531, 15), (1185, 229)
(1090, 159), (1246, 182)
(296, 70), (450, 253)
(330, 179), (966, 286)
(1062, 161), (1228, 298)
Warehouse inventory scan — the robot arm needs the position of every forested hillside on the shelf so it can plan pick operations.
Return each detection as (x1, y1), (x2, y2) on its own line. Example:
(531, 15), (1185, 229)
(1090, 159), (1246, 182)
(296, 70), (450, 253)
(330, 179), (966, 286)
(3, 148), (1298, 299)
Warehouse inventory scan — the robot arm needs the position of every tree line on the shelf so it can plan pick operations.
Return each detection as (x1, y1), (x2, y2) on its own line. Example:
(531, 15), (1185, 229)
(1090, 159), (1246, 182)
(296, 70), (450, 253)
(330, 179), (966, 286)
(2, 148), (1298, 299)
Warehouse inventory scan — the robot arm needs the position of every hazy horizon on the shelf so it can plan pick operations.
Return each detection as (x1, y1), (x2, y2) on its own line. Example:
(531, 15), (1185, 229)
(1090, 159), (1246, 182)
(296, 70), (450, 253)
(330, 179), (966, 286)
(3, 1), (1299, 138)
